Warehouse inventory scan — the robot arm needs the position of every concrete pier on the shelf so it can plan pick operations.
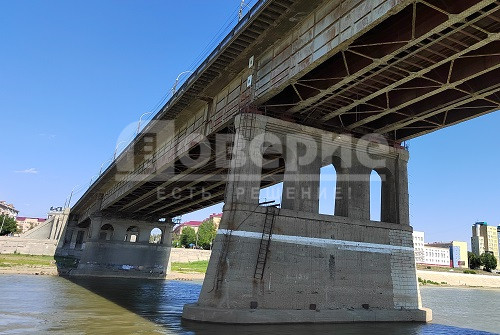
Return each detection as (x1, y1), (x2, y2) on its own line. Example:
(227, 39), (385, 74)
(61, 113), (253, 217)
(57, 214), (172, 279)
(182, 114), (431, 323)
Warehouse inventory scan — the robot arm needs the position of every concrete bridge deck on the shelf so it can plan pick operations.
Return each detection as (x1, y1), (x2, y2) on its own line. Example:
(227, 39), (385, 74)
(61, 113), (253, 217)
(71, 0), (499, 222)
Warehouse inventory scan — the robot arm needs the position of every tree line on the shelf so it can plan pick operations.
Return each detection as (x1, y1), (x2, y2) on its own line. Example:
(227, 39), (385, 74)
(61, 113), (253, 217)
(172, 218), (217, 250)
(0, 214), (18, 236)
(468, 252), (497, 272)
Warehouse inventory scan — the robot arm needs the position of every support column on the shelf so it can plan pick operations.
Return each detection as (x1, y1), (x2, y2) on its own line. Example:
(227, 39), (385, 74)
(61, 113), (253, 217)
(281, 136), (321, 212)
(346, 163), (371, 221)
(70, 214), (172, 279)
(334, 166), (349, 217)
(395, 153), (410, 225)
(224, 113), (267, 207)
(183, 115), (430, 324)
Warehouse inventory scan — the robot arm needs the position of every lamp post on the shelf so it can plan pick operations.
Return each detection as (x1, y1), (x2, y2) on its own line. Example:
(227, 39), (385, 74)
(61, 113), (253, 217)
(0, 215), (6, 235)
(238, 0), (245, 21)
(99, 159), (113, 175)
(171, 71), (193, 95)
(137, 112), (153, 134)
(114, 140), (128, 160)
(88, 174), (99, 187)
(65, 184), (80, 209)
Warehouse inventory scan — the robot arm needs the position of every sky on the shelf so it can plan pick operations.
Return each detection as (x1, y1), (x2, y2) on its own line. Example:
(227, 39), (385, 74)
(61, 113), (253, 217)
(1, 1), (499, 247)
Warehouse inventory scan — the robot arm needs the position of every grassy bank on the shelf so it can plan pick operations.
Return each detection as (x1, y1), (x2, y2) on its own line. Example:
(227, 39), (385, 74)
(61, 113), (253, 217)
(0, 254), (78, 269)
(0, 254), (55, 267)
(417, 264), (499, 276)
(171, 260), (208, 273)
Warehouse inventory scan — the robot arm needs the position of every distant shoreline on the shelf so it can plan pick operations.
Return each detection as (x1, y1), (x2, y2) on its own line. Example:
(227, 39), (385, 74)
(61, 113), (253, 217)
(417, 269), (500, 289)
(0, 265), (205, 281)
(2, 266), (500, 288)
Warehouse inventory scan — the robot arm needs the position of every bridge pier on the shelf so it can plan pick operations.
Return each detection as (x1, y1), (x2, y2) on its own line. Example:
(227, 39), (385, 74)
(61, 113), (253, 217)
(58, 214), (172, 279)
(183, 114), (431, 323)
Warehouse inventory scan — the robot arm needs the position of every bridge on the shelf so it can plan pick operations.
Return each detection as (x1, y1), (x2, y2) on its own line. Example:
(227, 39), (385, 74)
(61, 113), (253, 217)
(56, 0), (499, 324)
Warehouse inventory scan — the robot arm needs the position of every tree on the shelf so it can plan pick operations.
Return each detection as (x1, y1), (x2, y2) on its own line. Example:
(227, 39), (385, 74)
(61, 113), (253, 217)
(468, 252), (482, 270)
(197, 219), (217, 250)
(480, 253), (497, 272)
(180, 226), (196, 248)
(0, 215), (18, 236)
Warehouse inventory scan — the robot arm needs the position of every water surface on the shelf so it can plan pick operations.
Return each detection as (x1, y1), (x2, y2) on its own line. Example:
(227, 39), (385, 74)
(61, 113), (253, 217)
(0, 275), (498, 334)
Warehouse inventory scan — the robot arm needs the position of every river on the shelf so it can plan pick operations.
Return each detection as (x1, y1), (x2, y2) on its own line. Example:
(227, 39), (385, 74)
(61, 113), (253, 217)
(0, 275), (498, 334)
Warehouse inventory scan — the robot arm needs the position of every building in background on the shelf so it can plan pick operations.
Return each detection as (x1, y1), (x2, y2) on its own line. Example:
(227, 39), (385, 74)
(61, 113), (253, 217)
(173, 220), (202, 236)
(413, 231), (468, 268)
(412, 231), (425, 263)
(422, 245), (450, 267)
(207, 213), (222, 229)
(173, 213), (223, 236)
(471, 222), (499, 260)
(16, 217), (47, 234)
(413, 231), (449, 267)
(497, 226), (500, 256)
(427, 241), (469, 268)
(0, 201), (18, 218)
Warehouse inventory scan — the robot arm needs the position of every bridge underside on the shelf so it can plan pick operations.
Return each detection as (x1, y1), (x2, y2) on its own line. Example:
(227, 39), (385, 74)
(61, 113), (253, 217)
(78, 0), (499, 221)
(258, 0), (500, 142)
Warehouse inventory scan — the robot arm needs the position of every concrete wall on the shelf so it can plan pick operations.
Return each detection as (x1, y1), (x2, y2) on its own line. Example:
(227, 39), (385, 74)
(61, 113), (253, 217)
(57, 214), (173, 279)
(199, 205), (419, 310)
(183, 115), (429, 323)
(72, 241), (171, 279)
(170, 248), (212, 263)
(0, 237), (57, 256)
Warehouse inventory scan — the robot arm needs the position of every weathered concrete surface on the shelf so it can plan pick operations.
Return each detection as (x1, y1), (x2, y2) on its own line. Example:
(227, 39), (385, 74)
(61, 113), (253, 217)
(71, 241), (171, 279)
(183, 304), (431, 324)
(0, 237), (58, 256)
(57, 214), (172, 279)
(183, 115), (430, 323)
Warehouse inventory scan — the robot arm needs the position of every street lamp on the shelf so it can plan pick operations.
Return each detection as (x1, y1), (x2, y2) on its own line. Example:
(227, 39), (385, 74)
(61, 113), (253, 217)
(0, 215), (6, 235)
(114, 140), (128, 159)
(99, 159), (113, 175)
(88, 174), (100, 187)
(238, 0), (245, 21)
(171, 71), (193, 95)
(65, 184), (80, 209)
(137, 112), (153, 134)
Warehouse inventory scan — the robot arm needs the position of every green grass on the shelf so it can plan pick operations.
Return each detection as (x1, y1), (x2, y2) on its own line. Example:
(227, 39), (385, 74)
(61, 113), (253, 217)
(418, 277), (442, 285)
(0, 254), (78, 269)
(0, 254), (55, 267)
(171, 260), (208, 273)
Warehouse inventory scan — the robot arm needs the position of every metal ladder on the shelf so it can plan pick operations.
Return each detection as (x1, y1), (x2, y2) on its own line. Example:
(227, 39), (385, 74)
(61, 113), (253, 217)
(254, 205), (278, 280)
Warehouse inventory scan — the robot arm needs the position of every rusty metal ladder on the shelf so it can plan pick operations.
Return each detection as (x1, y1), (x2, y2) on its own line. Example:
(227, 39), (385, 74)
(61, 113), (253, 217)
(254, 205), (278, 280)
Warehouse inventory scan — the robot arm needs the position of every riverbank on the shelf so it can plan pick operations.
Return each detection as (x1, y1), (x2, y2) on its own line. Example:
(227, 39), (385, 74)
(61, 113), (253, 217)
(3, 253), (500, 288)
(0, 253), (208, 281)
(417, 270), (500, 288)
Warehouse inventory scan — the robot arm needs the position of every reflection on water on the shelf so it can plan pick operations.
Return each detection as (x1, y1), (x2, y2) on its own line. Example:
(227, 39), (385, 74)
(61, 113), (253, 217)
(0, 275), (498, 335)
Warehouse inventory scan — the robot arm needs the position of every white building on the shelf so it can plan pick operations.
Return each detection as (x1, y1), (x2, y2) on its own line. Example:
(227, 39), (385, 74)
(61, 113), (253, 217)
(423, 245), (450, 267)
(0, 201), (18, 218)
(413, 231), (451, 267)
(412, 231), (425, 263)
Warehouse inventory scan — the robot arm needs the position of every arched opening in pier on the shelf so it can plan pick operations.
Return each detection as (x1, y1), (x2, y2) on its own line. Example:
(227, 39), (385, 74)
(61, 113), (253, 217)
(149, 227), (163, 244)
(370, 170), (382, 222)
(259, 141), (285, 208)
(319, 164), (337, 215)
(99, 224), (114, 241)
(125, 226), (139, 243)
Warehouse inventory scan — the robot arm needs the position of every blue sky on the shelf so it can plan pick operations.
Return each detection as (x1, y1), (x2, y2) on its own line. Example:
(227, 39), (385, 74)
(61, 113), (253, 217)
(1, 1), (498, 247)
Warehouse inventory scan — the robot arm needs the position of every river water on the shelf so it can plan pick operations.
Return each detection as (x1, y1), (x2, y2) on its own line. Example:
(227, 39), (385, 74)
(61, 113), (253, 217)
(0, 275), (498, 335)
